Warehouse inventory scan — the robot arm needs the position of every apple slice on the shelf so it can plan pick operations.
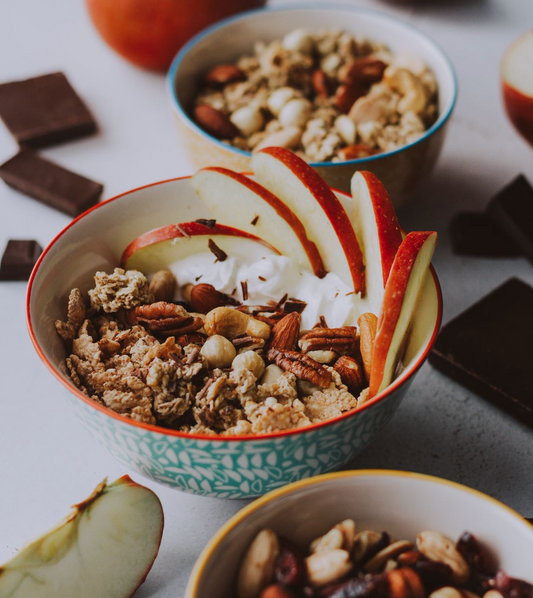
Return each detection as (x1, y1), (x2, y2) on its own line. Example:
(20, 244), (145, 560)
(369, 231), (437, 398)
(0, 476), (163, 598)
(191, 167), (326, 277)
(251, 147), (366, 293)
(121, 221), (280, 273)
(350, 170), (403, 313)
(502, 29), (533, 146)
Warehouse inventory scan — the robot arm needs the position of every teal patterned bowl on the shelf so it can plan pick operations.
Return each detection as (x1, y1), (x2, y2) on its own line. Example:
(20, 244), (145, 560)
(26, 176), (442, 499)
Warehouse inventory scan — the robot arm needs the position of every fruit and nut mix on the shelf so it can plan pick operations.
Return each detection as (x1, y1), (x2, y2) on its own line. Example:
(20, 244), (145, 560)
(236, 521), (533, 598)
(193, 28), (438, 162)
(55, 267), (374, 435)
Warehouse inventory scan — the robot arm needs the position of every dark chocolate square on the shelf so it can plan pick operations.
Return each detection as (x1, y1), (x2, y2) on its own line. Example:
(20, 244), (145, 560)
(487, 175), (533, 266)
(0, 72), (96, 148)
(0, 149), (103, 216)
(429, 278), (533, 425)
(0, 240), (42, 281)
(449, 212), (520, 257)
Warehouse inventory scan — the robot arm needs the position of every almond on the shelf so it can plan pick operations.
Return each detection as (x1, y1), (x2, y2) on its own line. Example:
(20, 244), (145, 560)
(260, 585), (294, 598)
(270, 312), (301, 350)
(312, 69), (334, 99)
(338, 58), (387, 86)
(190, 283), (239, 314)
(358, 312), (378, 381)
(194, 104), (240, 139)
(204, 64), (245, 85)
(338, 144), (379, 161)
(148, 270), (176, 302)
(334, 355), (364, 394)
(334, 82), (366, 114)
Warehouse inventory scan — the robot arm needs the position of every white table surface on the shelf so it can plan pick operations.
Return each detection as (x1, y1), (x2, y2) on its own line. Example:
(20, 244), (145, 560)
(1, 0), (532, 595)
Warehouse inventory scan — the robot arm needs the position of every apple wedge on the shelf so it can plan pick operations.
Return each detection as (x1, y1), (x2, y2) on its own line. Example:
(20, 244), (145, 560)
(350, 170), (403, 313)
(251, 147), (366, 294)
(121, 221), (280, 273)
(0, 476), (163, 598)
(191, 167), (326, 277)
(369, 231), (437, 398)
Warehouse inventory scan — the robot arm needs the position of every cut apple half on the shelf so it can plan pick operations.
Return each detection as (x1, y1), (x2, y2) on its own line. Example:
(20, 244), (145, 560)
(0, 476), (163, 598)
(350, 170), (403, 313)
(191, 167), (326, 278)
(501, 29), (533, 146)
(369, 231), (437, 398)
(251, 147), (366, 294)
(121, 221), (280, 273)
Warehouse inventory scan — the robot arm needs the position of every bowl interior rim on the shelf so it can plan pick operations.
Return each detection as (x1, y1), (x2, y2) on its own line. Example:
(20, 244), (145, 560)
(185, 468), (533, 596)
(26, 175), (442, 444)
(166, 2), (458, 168)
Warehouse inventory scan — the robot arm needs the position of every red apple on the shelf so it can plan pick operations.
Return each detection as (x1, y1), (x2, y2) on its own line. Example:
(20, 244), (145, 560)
(0, 476), (163, 598)
(350, 170), (403, 314)
(369, 231), (437, 398)
(121, 220), (280, 272)
(86, 0), (266, 71)
(191, 167), (326, 277)
(501, 29), (533, 146)
(251, 147), (366, 294)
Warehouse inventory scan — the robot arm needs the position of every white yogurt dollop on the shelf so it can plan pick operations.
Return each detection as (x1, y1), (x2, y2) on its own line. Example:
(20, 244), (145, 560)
(171, 253), (359, 330)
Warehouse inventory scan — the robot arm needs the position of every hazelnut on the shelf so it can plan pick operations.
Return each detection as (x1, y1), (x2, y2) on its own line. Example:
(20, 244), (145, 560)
(282, 28), (313, 54)
(232, 351), (265, 379)
(279, 98), (312, 128)
(267, 87), (298, 116)
(230, 105), (265, 137)
(200, 334), (236, 369)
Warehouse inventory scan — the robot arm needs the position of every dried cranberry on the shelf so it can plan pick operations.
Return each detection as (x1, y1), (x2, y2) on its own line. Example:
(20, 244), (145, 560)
(275, 546), (305, 587)
(414, 560), (454, 592)
(457, 532), (496, 576)
(496, 570), (533, 598)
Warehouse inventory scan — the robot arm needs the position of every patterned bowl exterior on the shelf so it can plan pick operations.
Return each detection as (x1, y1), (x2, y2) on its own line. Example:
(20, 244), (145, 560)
(67, 379), (410, 499)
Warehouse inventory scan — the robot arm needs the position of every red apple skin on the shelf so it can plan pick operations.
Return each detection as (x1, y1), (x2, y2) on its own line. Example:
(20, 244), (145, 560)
(369, 231), (437, 398)
(120, 221), (279, 266)
(358, 171), (403, 286)
(200, 167), (327, 278)
(258, 147), (366, 294)
(503, 81), (533, 146)
(86, 0), (267, 71)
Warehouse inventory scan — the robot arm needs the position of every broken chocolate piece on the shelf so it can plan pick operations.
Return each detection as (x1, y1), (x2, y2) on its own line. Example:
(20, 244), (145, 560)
(0, 149), (103, 216)
(0, 72), (97, 148)
(208, 238), (228, 262)
(195, 218), (216, 228)
(449, 212), (521, 257)
(0, 239), (42, 281)
(487, 175), (533, 265)
(429, 278), (533, 426)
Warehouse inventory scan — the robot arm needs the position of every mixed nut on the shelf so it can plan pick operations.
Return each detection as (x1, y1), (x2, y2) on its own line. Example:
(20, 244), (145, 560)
(236, 522), (533, 598)
(55, 266), (374, 435)
(193, 28), (438, 162)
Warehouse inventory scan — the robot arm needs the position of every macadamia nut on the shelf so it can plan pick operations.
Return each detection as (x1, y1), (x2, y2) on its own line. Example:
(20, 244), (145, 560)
(200, 334), (236, 369)
(232, 351), (265, 379)
(279, 98), (312, 128)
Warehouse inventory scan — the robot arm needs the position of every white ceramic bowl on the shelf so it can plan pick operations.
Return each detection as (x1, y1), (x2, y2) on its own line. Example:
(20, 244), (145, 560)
(186, 470), (533, 596)
(27, 177), (441, 499)
(167, 5), (457, 206)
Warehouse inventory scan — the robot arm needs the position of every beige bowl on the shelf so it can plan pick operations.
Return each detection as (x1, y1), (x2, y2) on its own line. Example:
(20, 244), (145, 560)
(167, 5), (457, 207)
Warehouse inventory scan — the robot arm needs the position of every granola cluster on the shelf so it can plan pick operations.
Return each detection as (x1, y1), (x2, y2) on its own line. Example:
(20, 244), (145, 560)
(193, 28), (438, 162)
(236, 521), (533, 598)
(55, 268), (374, 436)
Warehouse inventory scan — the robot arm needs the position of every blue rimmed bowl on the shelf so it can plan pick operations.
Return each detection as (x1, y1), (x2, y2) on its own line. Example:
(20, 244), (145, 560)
(167, 5), (457, 207)
(27, 176), (441, 499)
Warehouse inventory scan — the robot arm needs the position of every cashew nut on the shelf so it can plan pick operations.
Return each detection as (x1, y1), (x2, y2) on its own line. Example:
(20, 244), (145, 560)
(305, 549), (352, 587)
(417, 531), (470, 585)
(383, 66), (427, 115)
(204, 307), (271, 340)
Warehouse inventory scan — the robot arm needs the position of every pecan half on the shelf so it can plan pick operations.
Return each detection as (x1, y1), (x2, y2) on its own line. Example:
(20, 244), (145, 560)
(270, 312), (301, 351)
(299, 327), (358, 355)
(126, 302), (204, 336)
(268, 348), (332, 388)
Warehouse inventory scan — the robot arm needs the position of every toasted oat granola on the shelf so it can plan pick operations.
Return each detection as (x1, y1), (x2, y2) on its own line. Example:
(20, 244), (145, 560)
(56, 269), (371, 435)
(193, 28), (438, 162)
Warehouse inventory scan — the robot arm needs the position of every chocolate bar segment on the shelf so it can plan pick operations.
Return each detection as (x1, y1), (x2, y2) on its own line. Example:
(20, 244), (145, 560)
(487, 175), (533, 265)
(0, 72), (96, 148)
(0, 149), (103, 216)
(429, 278), (533, 426)
(0, 239), (42, 281)
(449, 212), (520, 257)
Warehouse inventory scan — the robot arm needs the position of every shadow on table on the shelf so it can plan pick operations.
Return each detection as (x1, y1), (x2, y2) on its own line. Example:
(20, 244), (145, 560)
(374, 0), (502, 24)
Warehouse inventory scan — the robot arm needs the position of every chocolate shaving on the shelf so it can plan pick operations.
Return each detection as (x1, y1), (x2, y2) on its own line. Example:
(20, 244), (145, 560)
(276, 293), (289, 310)
(258, 276), (267, 282)
(208, 238), (228, 262)
(176, 224), (191, 239)
(251, 215), (259, 226)
(240, 280), (249, 301)
(195, 275), (203, 282)
(195, 218), (216, 228)
(284, 298), (307, 314)
(314, 316), (328, 328)
(345, 291), (356, 297)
